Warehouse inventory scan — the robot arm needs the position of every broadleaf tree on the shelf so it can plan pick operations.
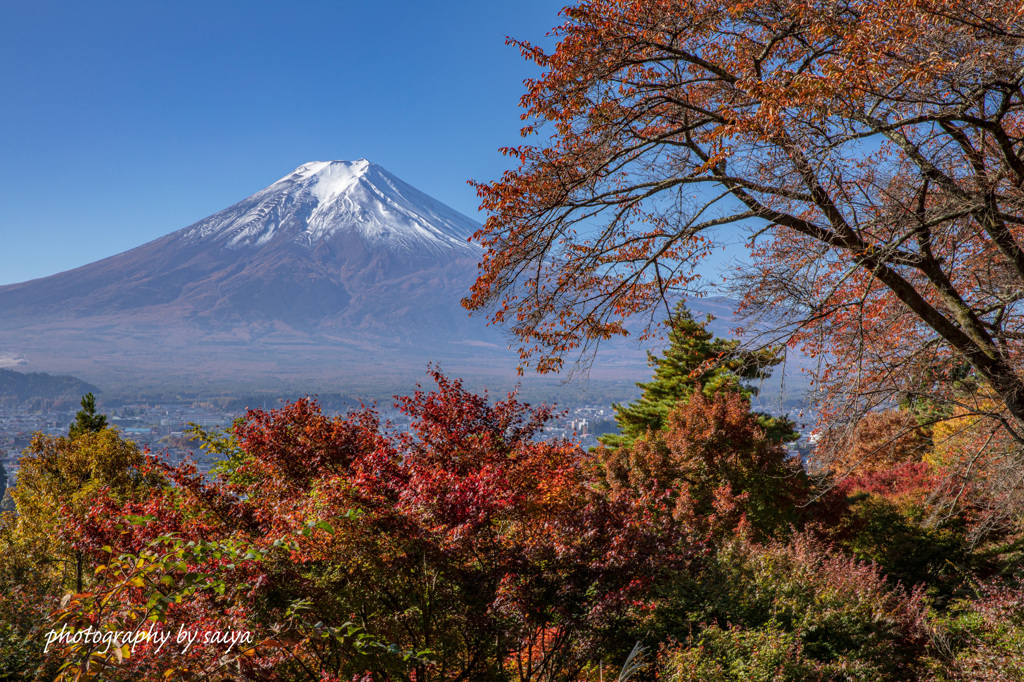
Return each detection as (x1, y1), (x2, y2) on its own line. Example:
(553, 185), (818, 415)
(9, 428), (155, 593)
(52, 372), (676, 681)
(464, 1), (1024, 479)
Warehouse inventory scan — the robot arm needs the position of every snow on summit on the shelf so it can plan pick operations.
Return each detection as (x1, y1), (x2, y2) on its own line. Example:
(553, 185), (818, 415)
(0, 158), (521, 384)
(178, 159), (481, 258)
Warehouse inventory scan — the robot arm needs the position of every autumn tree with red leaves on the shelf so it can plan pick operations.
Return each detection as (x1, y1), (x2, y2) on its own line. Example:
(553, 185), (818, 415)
(51, 372), (675, 682)
(598, 390), (811, 541)
(465, 1), (1024, 475)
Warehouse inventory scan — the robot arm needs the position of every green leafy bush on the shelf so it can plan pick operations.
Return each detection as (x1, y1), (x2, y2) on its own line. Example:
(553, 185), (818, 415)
(655, 533), (931, 681)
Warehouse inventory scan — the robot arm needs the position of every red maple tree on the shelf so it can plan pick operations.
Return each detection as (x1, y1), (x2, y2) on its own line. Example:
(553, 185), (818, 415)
(52, 372), (676, 681)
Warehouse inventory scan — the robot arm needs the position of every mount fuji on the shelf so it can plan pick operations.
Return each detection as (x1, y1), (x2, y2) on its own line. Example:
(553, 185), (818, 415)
(0, 161), (564, 394)
(0, 160), (482, 331)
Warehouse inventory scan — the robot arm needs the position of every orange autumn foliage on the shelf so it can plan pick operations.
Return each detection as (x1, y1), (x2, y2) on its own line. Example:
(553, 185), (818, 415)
(466, 0), (1024, 446)
(817, 410), (930, 476)
(598, 390), (810, 541)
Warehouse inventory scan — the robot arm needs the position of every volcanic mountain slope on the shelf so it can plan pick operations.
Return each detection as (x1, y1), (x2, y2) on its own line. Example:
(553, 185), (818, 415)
(0, 160), (556, 392)
(0, 160), (483, 336)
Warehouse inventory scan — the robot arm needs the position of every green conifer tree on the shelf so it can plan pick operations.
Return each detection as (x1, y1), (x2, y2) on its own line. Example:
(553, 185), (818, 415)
(600, 302), (796, 448)
(69, 392), (107, 438)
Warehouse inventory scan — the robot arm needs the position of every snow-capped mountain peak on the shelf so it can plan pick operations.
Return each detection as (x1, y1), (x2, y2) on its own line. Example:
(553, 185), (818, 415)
(281, 159), (369, 199)
(0, 158), (514, 390)
(179, 159), (481, 258)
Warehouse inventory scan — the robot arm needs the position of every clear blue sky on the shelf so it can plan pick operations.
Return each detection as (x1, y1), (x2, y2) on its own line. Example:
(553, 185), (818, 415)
(0, 0), (566, 286)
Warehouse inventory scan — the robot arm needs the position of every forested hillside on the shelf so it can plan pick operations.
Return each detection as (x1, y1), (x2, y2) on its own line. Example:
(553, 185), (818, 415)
(0, 369), (98, 403)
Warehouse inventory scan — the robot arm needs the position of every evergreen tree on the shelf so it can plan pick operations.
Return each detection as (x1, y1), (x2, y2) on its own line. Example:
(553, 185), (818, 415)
(69, 392), (107, 438)
(600, 302), (796, 448)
